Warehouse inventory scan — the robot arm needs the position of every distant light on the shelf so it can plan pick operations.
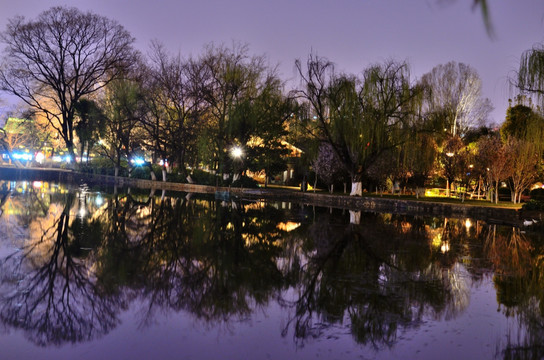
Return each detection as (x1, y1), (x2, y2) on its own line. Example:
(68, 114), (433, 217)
(95, 195), (103, 206)
(12, 152), (33, 161)
(446, 152), (454, 157)
(32, 181), (43, 189)
(131, 157), (145, 166)
(64, 155), (72, 163)
(465, 219), (472, 230)
(35, 152), (45, 163)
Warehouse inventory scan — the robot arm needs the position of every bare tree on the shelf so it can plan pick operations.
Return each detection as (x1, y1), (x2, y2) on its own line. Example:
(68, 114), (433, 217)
(0, 6), (136, 161)
(421, 61), (492, 137)
(141, 42), (202, 180)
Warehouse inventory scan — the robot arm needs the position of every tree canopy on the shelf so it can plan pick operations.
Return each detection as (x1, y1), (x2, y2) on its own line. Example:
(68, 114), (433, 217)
(0, 6), (137, 159)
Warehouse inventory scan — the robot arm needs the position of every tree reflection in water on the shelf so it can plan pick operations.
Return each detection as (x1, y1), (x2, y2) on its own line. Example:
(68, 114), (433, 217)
(487, 225), (544, 360)
(279, 212), (473, 348)
(0, 180), (543, 357)
(0, 190), (120, 346)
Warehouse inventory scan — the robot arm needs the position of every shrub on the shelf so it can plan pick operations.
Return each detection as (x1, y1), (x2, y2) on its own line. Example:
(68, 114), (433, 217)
(130, 165), (151, 179)
(190, 169), (217, 185)
(522, 200), (544, 211)
(530, 188), (544, 201)
(77, 158), (129, 176)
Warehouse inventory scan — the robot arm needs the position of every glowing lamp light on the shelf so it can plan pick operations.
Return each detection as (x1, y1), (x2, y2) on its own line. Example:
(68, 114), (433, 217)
(230, 146), (243, 159)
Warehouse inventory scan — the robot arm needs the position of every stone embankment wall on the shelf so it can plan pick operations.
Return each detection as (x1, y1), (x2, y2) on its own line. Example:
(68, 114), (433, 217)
(0, 166), (523, 225)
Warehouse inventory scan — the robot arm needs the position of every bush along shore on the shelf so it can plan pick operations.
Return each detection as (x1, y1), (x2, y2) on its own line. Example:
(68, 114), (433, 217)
(1, 165), (541, 228)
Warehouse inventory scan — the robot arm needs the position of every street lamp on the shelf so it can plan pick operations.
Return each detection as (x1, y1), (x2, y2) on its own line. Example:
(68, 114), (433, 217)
(230, 146), (243, 159)
(230, 146), (244, 184)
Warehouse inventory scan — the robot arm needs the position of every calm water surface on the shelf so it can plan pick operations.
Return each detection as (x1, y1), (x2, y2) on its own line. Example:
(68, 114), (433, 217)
(0, 180), (543, 360)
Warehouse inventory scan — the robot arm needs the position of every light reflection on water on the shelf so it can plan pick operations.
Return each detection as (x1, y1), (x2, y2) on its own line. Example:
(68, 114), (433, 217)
(0, 180), (543, 360)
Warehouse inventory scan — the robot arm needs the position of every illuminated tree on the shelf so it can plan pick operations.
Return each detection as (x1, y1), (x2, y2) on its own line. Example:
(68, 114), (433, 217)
(421, 61), (492, 137)
(477, 135), (512, 203)
(440, 135), (467, 197)
(0, 6), (136, 160)
(499, 99), (544, 203)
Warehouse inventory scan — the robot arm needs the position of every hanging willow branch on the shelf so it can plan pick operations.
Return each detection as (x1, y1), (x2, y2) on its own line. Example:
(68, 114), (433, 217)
(518, 45), (544, 97)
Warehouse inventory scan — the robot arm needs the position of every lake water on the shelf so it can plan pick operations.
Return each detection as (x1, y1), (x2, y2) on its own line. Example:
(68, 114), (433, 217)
(0, 180), (543, 360)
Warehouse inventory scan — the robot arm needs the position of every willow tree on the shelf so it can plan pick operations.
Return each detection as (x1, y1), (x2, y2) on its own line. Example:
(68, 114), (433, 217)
(0, 6), (136, 161)
(296, 56), (423, 196)
(518, 44), (544, 98)
(516, 46), (544, 157)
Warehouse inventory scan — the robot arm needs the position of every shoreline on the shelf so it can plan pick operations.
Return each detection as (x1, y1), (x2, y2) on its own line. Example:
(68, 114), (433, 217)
(0, 165), (537, 226)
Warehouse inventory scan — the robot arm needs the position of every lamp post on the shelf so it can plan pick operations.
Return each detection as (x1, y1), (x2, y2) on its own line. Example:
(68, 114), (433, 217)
(445, 151), (454, 197)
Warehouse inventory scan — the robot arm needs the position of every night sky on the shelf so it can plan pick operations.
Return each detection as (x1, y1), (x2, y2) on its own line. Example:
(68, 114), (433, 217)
(0, 0), (543, 124)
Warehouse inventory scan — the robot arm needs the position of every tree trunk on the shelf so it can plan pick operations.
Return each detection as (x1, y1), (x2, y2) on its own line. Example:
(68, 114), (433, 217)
(350, 181), (362, 196)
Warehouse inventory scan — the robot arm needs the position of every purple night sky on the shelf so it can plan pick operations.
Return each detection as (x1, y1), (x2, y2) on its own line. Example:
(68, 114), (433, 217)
(0, 0), (543, 124)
